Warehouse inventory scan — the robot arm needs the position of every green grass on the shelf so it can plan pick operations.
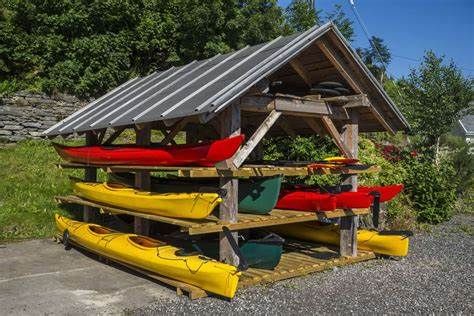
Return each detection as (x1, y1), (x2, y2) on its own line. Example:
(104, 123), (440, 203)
(0, 140), (86, 241)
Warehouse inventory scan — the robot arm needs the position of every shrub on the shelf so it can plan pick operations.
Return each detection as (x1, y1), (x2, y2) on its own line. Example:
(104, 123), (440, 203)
(402, 157), (457, 224)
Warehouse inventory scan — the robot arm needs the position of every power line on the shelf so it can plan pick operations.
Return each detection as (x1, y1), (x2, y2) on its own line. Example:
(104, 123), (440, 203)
(348, 0), (474, 75)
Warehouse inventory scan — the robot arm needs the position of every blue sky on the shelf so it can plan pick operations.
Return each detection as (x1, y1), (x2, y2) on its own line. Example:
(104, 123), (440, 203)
(278, 0), (474, 78)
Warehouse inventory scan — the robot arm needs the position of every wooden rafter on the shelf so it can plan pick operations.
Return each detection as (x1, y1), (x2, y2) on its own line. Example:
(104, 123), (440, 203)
(320, 116), (353, 158)
(317, 39), (362, 94)
(289, 58), (313, 87)
(233, 110), (282, 168)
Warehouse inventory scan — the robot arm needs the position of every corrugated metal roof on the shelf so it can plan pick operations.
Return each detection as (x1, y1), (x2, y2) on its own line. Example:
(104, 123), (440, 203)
(43, 22), (408, 136)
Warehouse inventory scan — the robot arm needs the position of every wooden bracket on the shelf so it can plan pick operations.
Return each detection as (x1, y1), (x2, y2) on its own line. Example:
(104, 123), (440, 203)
(320, 116), (353, 158)
(289, 58), (313, 87)
(103, 127), (126, 145)
(161, 119), (188, 145)
(233, 110), (282, 168)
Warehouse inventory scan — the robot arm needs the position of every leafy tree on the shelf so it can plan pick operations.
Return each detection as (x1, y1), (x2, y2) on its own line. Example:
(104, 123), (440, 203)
(0, 0), (286, 98)
(324, 4), (354, 42)
(396, 51), (473, 153)
(285, 0), (319, 32)
(356, 36), (391, 82)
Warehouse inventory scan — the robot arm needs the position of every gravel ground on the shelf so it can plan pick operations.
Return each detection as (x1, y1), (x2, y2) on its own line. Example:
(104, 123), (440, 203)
(131, 214), (473, 315)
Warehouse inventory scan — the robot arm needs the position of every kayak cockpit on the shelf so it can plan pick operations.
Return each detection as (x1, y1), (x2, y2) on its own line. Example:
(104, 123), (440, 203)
(89, 225), (114, 235)
(129, 236), (166, 248)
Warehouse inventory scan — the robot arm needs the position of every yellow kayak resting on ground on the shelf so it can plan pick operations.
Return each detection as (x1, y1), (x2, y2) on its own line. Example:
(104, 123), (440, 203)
(271, 222), (409, 257)
(73, 181), (222, 219)
(55, 214), (240, 298)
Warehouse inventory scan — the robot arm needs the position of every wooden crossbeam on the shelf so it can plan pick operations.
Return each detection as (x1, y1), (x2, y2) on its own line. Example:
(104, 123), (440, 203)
(320, 116), (353, 158)
(233, 110), (282, 168)
(290, 58), (313, 87)
(161, 119), (188, 145)
(317, 39), (362, 94)
(240, 95), (332, 117)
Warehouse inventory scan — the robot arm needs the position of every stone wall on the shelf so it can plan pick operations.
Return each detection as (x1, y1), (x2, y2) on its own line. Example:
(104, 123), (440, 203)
(0, 92), (85, 142)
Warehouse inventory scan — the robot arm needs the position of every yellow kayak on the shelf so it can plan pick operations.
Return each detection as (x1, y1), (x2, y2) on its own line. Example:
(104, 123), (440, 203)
(55, 214), (240, 298)
(73, 182), (222, 219)
(271, 222), (409, 257)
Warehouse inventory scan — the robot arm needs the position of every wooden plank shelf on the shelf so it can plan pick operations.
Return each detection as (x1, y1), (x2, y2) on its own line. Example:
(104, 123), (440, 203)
(57, 163), (380, 177)
(55, 195), (370, 235)
(239, 241), (375, 288)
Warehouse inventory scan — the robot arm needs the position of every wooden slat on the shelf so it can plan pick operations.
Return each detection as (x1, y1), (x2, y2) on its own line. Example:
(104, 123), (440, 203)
(57, 163), (380, 177)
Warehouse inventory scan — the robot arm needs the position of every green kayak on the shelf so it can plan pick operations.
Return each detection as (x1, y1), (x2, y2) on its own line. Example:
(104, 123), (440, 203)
(192, 233), (285, 270)
(109, 173), (282, 215)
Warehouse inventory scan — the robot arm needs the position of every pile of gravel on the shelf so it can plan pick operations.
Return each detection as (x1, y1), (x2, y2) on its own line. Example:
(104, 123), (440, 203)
(131, 214), (473, 315)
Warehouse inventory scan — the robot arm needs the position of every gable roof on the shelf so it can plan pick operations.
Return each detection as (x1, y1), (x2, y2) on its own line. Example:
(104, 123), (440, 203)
(44, 22), (409, 136)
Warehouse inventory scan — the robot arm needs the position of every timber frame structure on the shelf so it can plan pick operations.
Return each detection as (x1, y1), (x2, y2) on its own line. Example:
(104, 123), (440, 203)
(45, 22), (409, 268)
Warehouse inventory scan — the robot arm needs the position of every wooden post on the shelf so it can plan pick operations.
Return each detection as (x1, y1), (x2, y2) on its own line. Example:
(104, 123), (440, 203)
(84, 132), (98, 222)
(134, 125), (151, 235)
(219, 105), (241, 266)
(340, 113), (359, 257)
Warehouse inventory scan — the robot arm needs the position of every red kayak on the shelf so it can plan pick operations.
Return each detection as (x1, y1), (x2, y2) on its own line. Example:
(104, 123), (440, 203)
(358, 184), (404, 202)
(276, 190), (337, 212)
(53, 134), (245, 167)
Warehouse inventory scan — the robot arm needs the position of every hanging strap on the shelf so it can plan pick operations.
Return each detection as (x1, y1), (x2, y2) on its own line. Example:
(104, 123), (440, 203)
(370, 191), (381, 228)
(222, 226), (249, 271)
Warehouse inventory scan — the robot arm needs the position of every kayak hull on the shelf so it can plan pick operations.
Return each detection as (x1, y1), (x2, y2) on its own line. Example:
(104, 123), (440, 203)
(271, 222), (409, 257)
(110, 173), (282, 215)
(53, 135), (245, 167)
(73, 182), (222, 219)
(55, 215), (240, 298)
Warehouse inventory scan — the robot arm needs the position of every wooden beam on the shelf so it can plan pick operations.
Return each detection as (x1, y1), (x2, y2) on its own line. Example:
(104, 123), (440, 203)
(233, 110), (282, 168)
(340, 113), (359, 257)
(161, 119), (188, 145)
(317, 39), (362, 94)
(320, 116), (353, 158)
(134, 125), (151, 235)
(240, 95), (332, 117)
(289, 58), (313, 87)
(84, 132), (98, 223)
(218, 104), (241, 267)
(322, 94), (370, 107)
(103, 127), (126, 145)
